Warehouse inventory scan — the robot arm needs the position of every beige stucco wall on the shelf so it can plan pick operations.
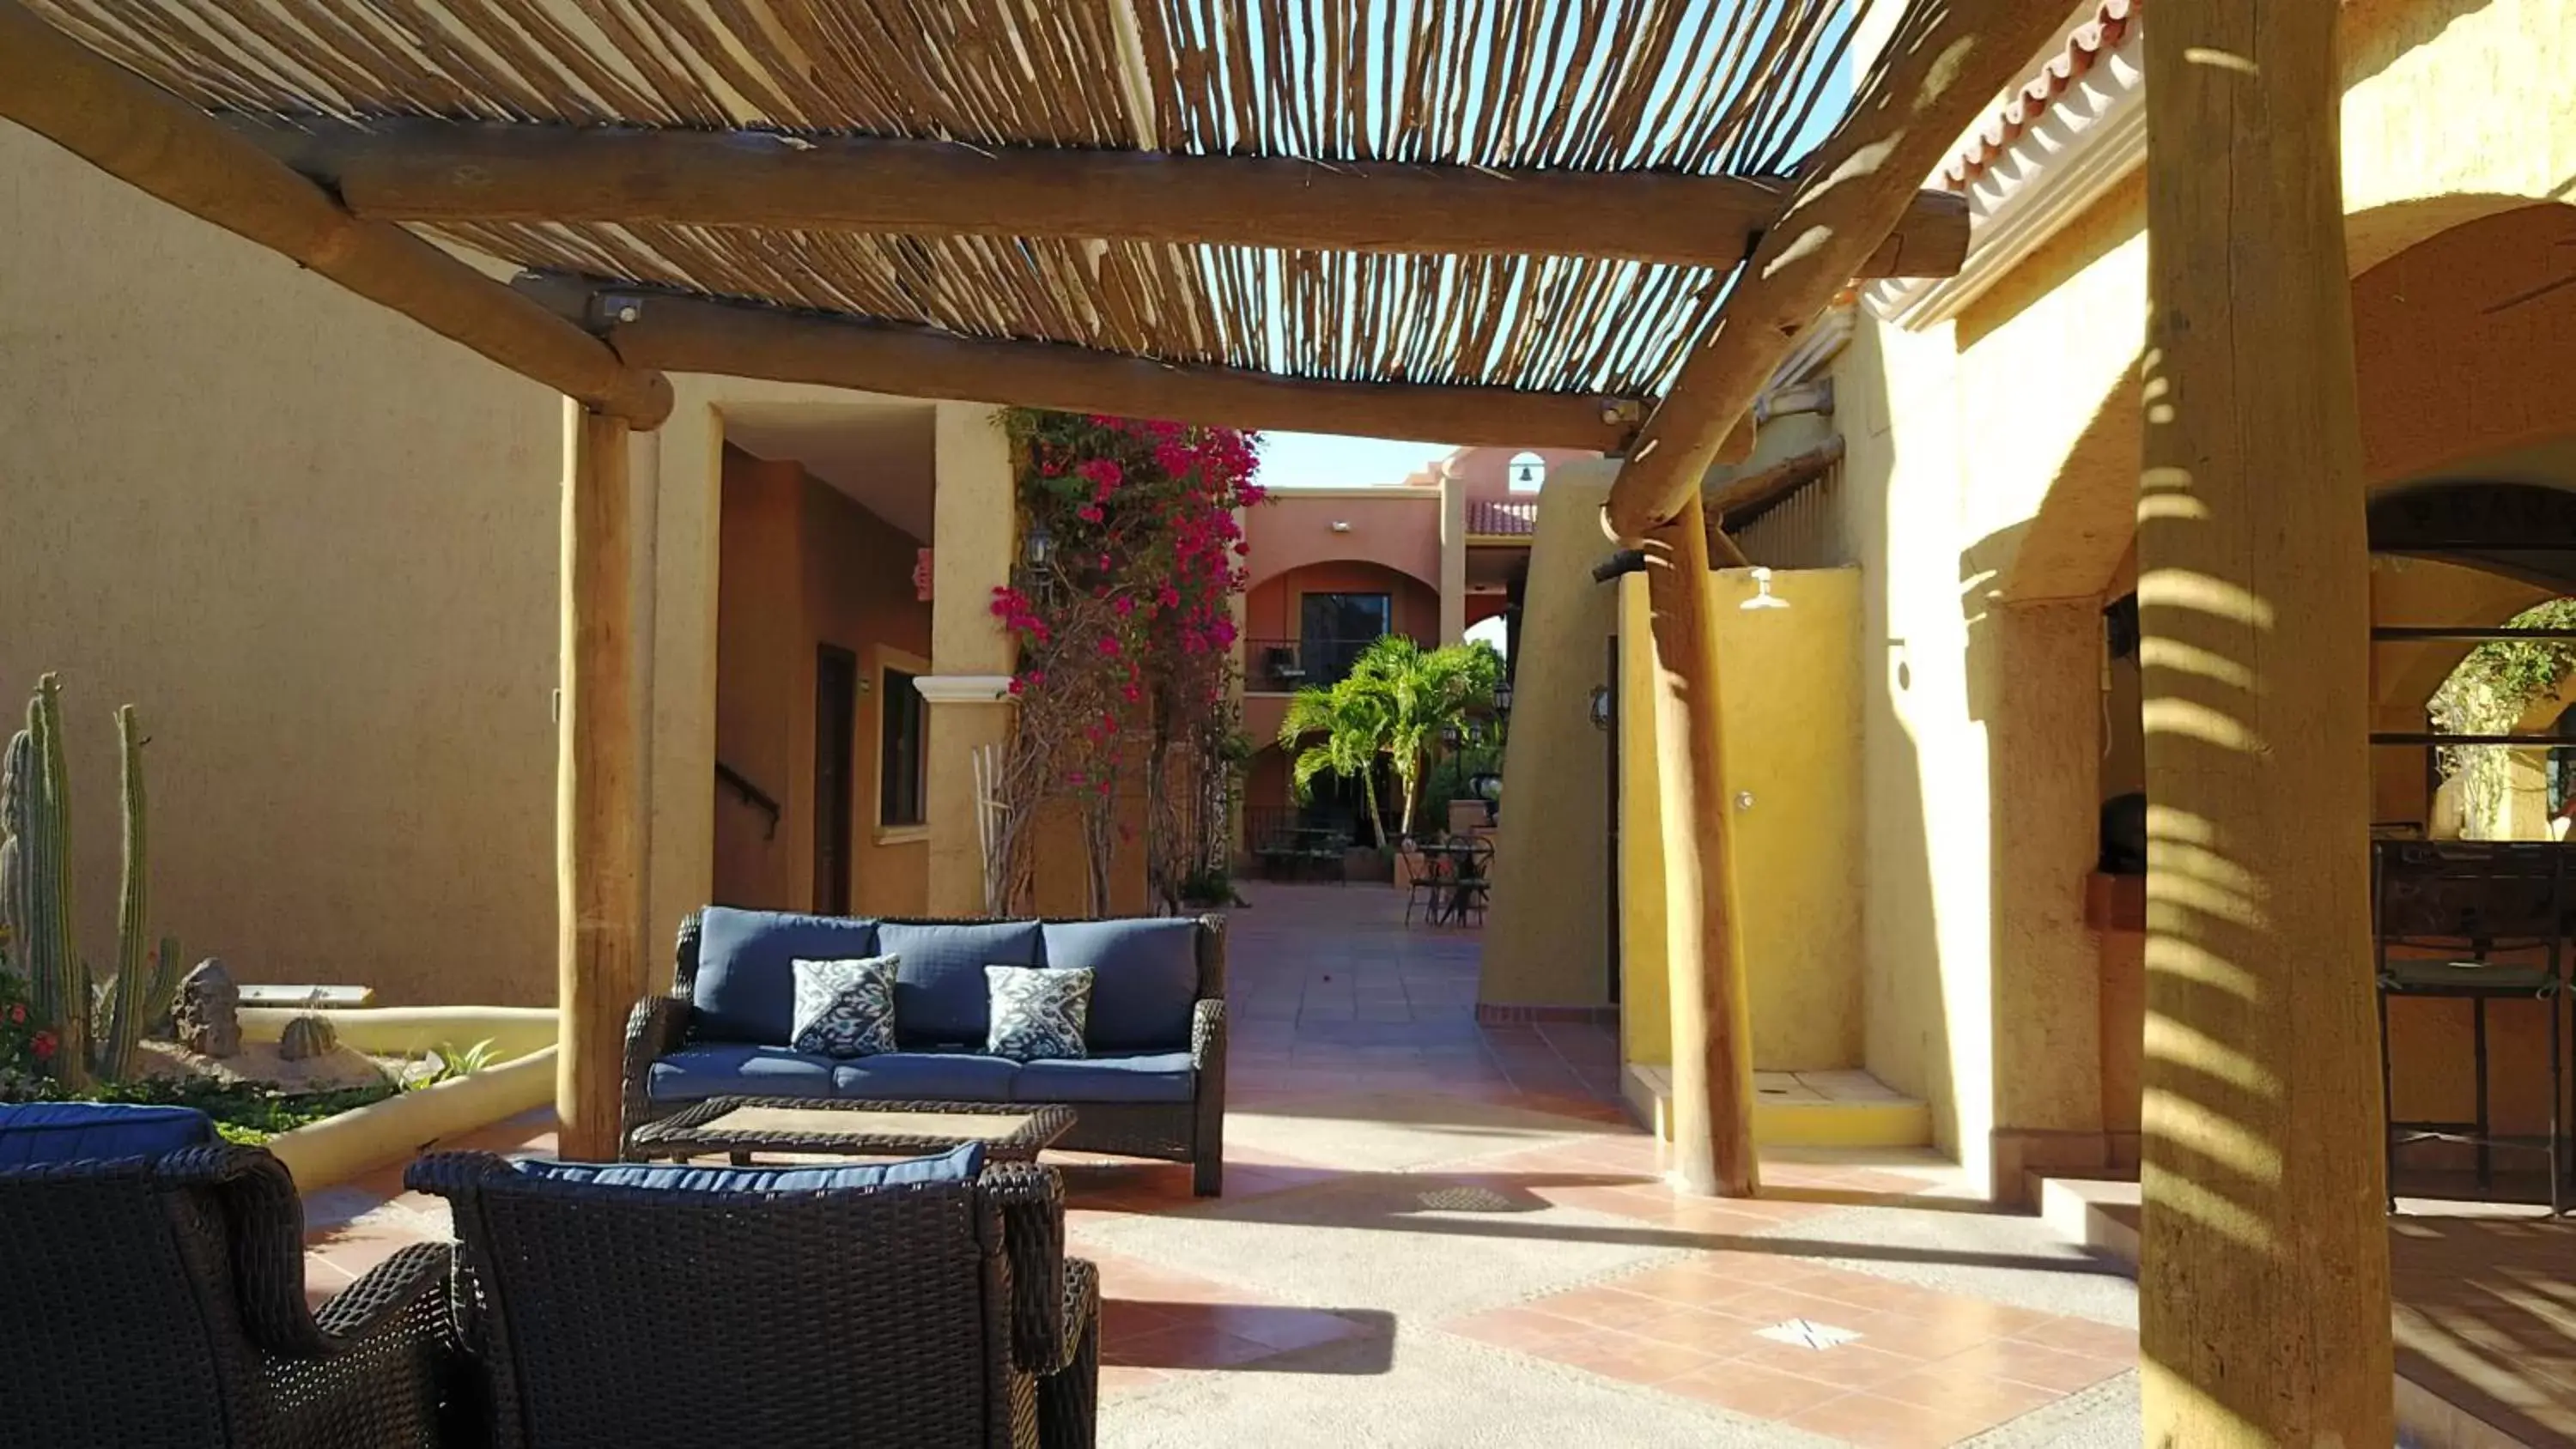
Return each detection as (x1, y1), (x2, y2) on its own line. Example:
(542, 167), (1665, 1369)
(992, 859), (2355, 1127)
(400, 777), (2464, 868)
(0, 119), (567, 1007)
(1481, 464), (1618, 1008)
(1818, 0), (2576, 1187)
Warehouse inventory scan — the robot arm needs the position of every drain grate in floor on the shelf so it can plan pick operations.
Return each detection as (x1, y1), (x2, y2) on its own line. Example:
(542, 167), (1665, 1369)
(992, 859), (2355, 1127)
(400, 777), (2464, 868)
(1416, 1185), (1520, 1213)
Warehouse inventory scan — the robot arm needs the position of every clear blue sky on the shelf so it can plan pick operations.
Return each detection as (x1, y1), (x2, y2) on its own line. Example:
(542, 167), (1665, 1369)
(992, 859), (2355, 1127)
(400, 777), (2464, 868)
(1256, 433), (1458, 489)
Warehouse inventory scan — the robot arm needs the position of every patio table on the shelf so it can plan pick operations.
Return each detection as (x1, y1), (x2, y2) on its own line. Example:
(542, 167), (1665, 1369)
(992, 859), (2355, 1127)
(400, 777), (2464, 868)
(1418, 840), (1493, 925)
(624, 1096), (1077, 1166)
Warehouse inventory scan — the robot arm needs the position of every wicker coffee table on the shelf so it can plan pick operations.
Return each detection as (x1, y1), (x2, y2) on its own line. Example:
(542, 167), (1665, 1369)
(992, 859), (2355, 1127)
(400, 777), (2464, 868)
(625, 1097), (1077, 1166)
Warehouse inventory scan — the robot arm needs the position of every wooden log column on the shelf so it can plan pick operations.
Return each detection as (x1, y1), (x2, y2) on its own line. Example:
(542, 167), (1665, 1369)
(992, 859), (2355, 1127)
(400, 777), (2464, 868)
(557, 407), (644, 1161)
(1640, 493), (1758, 1197)
(2136, 0), (2394, 1440)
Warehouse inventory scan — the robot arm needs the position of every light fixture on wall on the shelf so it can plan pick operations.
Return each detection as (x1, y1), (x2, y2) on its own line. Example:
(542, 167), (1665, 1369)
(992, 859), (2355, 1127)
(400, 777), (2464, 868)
(1589, 685), (1614, 731)
(1492, 677), (1516, 718)
(1741, 566), (1790, 611)
(1022, 521), (1054, 569)
(1330, 520), (1353, 533)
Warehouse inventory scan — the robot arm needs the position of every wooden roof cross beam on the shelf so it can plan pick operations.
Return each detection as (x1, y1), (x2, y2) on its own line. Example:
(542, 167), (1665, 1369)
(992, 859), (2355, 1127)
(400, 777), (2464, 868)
(0, 1), (671, 429)
(559, 286), (1647, 452)
(238, 122), (1971, 281)
(1603, 0), (2083, 545)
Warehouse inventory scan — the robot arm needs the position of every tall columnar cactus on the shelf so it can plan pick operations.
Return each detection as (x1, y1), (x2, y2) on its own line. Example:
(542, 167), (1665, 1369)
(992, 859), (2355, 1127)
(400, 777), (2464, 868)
(94, 706), (156, 1082)
(0, 728), (27, 963)
(0, 677), (171, 1085)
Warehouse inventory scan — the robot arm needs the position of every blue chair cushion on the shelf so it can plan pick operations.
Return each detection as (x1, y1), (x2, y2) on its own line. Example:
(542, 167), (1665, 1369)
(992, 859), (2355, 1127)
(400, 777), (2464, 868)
(0, 1101), (216, 1166)
(509, 1141), (984, 1193)
(1040, 919), (1201, 1051)
(691, 908), (882, 1043)
(644, 1044), (841, 1103)
(1013, 1052), (1196, 1104)
(832, 1051), (1021, 1102)
(876, 921), (1042, 1047)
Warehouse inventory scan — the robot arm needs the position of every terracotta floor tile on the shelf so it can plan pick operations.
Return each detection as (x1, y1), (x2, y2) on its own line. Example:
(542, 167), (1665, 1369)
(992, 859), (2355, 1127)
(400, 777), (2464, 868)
(1785, 1392), (1998, 1449)
(2008, 1315), (2136, 1361)
(1935, 1334), (2130, 1392)
(1552, 1330), (1732, 1385)
(1660, 1361), (1850, 1418)
(1728, 1337), (1926, 1391)
(1868, 1364), (2060, 1422)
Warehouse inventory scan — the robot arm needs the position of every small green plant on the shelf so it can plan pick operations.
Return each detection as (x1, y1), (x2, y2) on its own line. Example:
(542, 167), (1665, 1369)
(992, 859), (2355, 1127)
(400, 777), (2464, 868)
(0, 1070), (398, 1144)
(2429, 598), (2576, 834)
(405, 1038), (502, 1091)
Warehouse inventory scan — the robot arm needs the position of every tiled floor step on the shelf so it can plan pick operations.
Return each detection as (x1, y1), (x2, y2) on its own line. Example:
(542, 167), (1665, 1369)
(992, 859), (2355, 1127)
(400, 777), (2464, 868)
(1623, 1064), (1933, 1149)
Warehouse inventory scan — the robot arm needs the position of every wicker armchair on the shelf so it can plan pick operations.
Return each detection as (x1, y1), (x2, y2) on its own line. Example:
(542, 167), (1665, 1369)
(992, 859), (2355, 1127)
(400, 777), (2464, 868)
(623, 911), (1229, 1195)
(409, 1149), (1100, 1449)
(0, 1144), (458, 1449)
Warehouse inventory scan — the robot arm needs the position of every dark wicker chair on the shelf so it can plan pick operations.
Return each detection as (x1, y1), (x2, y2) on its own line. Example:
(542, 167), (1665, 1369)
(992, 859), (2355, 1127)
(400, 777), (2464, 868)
(409, 1150), (1100, 1449)
(0, 1144), (458, 1449)
(623, 912), (1230, 1195)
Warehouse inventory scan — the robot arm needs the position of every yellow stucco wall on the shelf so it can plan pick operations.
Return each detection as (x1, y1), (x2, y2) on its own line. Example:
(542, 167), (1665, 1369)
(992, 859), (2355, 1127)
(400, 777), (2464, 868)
(1618, 567), (1865, 1072)
(1481, 464), (1618, 1007)
(0, 120), (567, 1007)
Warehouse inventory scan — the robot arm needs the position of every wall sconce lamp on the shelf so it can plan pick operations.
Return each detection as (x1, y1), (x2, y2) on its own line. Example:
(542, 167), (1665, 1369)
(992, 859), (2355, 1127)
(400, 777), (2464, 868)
(1589, 685), (1614, 732)
(1022, 521), (1054, 569)
(1329, 520), (1354, 533)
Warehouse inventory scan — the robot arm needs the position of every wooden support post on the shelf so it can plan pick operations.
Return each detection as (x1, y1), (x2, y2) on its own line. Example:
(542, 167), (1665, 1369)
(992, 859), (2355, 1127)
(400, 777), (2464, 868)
(1641, 493), (1759, 1197)
(2137, 0), (2394, 1441)
(556, 407), (643, 1161)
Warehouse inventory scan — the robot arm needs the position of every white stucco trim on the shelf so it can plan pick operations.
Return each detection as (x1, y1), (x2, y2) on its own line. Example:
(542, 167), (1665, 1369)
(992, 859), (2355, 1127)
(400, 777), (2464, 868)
(1865, 23), (2146, 332)
(913, 674), (1018, 704)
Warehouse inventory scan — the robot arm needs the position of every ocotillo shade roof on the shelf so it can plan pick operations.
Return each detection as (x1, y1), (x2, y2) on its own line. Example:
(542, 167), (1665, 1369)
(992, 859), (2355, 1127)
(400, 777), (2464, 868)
(21, 0), (1912, 406)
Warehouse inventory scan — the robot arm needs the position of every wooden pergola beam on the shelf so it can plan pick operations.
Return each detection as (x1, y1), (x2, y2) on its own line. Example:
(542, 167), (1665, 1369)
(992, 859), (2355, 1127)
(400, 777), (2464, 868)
(240, 121), (1971, 280)
(582, 288), (1645, 452)
(0, 3), (670, 428)
(1602, 0), (2077, 541)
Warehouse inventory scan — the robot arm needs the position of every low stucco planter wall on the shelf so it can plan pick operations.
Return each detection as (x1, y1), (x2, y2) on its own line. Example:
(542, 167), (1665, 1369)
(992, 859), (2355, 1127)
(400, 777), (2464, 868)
(237, 1004), (558, 1060)
(227, 1008), (563, 1191)
(262, 1044), (556, 1191)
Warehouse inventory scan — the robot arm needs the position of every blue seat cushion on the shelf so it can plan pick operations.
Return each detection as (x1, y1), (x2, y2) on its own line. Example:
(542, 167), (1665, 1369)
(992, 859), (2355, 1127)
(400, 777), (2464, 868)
(691, 908), (881, 1042)
(1014, 1052), (1196, 1105)
(876, 920), (1042, 1047)
(0, 1101), (215, 1166)
(832, 1051), (1021, 1103)
(645, 1044), (841, 1103)
(1040, 919), (1201, 1051)
(509, 1141), (984, 1193)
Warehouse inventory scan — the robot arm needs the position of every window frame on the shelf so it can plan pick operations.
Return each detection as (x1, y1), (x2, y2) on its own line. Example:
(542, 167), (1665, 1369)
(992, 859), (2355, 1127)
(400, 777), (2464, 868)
(872, 646), (933, 842)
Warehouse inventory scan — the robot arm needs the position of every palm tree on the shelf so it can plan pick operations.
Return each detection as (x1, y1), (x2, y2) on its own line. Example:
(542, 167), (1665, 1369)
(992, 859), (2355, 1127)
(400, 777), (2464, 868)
(1278, 636), (1504, 845)
(1278, 675), (1392, 846)
(1349, 637), (1504, 838)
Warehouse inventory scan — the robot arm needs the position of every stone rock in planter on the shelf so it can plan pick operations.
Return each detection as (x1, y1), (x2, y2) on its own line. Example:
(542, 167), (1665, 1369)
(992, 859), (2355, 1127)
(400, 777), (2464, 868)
(173, 958), (242, 1058)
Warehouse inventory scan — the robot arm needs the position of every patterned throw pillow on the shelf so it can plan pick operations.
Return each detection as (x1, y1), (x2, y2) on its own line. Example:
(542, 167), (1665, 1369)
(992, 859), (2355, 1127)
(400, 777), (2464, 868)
(790, 955), (900, 1058)
(985, 966), (1093, 1062)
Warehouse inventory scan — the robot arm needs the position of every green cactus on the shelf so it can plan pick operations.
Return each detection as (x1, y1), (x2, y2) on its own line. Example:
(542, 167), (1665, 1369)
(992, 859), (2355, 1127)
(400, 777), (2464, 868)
(0, 677), (167, 1085)
(277, 1013), (338, 1062)
(94, 706), (153, 1082)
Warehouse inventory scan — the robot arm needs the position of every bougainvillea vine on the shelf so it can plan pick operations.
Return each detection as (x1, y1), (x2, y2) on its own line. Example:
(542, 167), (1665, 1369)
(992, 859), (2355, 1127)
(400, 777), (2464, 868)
(981, 412), (1264, 914)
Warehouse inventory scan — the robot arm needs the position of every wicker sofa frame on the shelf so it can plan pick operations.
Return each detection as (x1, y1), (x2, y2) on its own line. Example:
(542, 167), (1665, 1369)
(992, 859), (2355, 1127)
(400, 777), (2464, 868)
(0, 1144), (458, 1449)
(621, 911), (1229, 1194)
(409, 1150), (1099, 1449)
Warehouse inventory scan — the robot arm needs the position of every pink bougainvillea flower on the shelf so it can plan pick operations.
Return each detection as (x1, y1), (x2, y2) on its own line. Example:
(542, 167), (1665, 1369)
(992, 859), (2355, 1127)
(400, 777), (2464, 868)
(1076, 504), (1104, 524)
(31, 1030), (56, 1062)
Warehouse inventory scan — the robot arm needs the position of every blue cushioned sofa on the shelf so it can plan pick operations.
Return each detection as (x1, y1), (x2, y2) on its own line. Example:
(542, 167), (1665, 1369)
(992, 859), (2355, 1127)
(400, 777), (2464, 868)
(622, 908), (1227, 1194)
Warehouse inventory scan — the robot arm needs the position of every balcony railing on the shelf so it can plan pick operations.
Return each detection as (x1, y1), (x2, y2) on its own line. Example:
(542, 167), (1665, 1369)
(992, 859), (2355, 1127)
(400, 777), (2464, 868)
(1248, 634), (1407, 692)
